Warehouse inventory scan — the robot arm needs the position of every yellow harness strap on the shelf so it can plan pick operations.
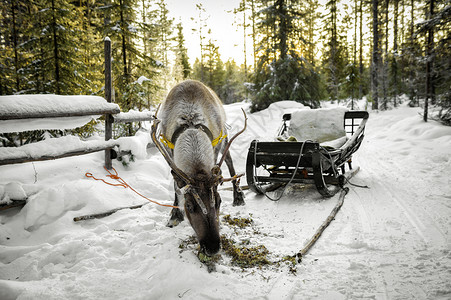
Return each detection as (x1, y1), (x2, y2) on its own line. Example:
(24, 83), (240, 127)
(160, 134), (175, 149)
(211, 130), (227, 147)
(160, 130), (227, 150)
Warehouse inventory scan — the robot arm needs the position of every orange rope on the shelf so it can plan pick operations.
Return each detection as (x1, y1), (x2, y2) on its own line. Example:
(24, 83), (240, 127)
(85, 167), (179, 209)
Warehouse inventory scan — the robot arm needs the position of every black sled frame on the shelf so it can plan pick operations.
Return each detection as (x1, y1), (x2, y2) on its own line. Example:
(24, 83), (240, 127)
(246, 111), (369, 197)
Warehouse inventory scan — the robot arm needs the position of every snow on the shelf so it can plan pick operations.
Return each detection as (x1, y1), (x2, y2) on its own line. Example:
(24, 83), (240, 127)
(135, 76), (151, 85)
(113, 109), (153, 123)
(0, 95), (120, 133)
(288, 107), (348, 143)
(0, 131), (152, 164)
(0, 136), (117, 162)
(0, 95), (119, 119)
(0, 116), (97, 134)
(1, 183), (27, 203)
(1, 100), (451, 299)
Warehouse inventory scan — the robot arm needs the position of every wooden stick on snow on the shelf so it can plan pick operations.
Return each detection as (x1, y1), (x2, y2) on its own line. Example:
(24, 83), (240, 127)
(73, 203), (148, 222)
(296, 187), (349, 262)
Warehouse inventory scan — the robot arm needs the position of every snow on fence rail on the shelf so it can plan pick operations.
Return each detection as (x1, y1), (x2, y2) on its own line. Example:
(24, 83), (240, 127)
(0, 95), (120, 120)
(0, 38), (153, 169)
(0, 96), (155, 167)
(0, 136), (119, 166)
(113, 110), (154, 123)
(0, 94), (121, 167)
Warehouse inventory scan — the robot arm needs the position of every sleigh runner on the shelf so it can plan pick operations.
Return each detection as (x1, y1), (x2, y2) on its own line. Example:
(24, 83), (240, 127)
(246, 107), (369, 197)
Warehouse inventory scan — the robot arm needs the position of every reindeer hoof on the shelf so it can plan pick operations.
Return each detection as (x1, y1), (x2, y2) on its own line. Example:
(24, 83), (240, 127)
(166, 208), (184, 228)
(232, 190), (245, 206)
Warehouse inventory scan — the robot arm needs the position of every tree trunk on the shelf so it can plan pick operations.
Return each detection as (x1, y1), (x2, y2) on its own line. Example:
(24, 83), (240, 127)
(242, 0), (248, 80)
(11, 1), (20, 92)
(424, 0), (434, 122)
(359, 0), (364, 99)
(393, 0), (399, 107)
(142, 0), (147, 55)
(328, 0), (339, 102)
(352, 0), (358, 107)
(251, 0), (256, 70)
(409, 0), (416, 105)
(371, 0), (379, 110)
(51, 0), (61, 94)
(119, 0), (128, 81)
(276, 0), (288, 60)
(382, 0), (389, 110)
(196, 4), (205, 82)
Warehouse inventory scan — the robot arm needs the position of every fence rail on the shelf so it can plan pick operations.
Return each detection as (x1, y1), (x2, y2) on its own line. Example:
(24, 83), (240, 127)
(0, 37), (151, 170)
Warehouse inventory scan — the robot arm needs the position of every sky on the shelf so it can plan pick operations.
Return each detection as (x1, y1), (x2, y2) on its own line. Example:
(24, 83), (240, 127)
(164, 1), (372, 68)
(166, 0), (250, 66)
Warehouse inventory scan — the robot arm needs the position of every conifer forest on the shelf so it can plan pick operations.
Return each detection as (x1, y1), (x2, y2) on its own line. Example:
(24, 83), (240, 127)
(1, 0), (450, 125)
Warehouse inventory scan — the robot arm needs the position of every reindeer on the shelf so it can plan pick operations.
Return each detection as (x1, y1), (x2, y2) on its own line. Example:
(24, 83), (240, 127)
(151, 80), (246, 256)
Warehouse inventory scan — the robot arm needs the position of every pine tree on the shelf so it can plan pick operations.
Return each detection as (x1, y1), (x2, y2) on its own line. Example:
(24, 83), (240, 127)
(192, 3), (208, 82)
(250, 0), (321, 112)
(100, 0), (159, 113)
(175, 22), (191, 80)
(74, 0), (105, 95)
(416, 0), (450, 124)
(304, 0), (321, 65)
(0, 0), (23, 95)
(401, 0), (422, 106)
(322, 0), (349, 103)
(142, 0), (175, 103)
(193, 37), (226, 96)
(220, 60), (247, 103)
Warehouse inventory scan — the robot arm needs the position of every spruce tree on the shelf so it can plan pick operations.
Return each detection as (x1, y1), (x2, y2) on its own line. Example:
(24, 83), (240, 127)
(321, 0), (349, 103)
(175, 22), (191, 80)
(101, 0), (159, 112)
(250, 0), (321, 112)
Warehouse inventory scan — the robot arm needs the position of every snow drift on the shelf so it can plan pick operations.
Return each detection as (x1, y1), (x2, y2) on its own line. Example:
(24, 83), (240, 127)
(0, 100), (450, 299)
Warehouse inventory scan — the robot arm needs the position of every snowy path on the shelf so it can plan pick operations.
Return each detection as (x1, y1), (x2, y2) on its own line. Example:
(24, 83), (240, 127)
(1, 102), (450, 299)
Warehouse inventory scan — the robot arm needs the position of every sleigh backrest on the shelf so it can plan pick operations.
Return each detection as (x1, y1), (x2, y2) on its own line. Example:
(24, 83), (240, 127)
(286, 107), (348, 143)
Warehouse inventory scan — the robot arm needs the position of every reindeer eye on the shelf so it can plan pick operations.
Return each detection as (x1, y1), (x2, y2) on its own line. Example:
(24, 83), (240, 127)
(186, 202), (195, 213)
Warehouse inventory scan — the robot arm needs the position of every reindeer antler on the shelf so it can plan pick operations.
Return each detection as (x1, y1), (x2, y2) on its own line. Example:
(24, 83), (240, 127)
(217, 108), (248, 168)
(151, 117), (192, 185)
(151, 114), (211, 215)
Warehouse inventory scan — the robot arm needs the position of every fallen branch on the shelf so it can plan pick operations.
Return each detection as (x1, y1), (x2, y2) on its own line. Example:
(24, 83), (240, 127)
(0, 200), (27, 211)
(73, 203), (149, 222)
(296, 187), (349, 262)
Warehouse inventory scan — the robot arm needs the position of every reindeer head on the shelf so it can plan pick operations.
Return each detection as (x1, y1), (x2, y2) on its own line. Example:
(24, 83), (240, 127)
(171, 166), (222, 255)
(151, 109), (247, 256)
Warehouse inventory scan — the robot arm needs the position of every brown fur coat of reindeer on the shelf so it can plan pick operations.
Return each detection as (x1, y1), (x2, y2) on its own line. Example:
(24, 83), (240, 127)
(151, 80), (246, 256)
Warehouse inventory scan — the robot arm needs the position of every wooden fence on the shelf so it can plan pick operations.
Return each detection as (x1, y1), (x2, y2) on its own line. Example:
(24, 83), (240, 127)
(0, 38), (153, 169)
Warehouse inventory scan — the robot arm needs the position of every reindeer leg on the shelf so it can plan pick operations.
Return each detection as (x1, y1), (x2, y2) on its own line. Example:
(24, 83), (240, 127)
(166, 183), (185, 228)
(224, 151), (245, 206)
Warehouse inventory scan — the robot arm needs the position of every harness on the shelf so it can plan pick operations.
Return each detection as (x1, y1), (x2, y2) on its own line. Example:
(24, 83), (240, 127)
(160, 124), (227, 149)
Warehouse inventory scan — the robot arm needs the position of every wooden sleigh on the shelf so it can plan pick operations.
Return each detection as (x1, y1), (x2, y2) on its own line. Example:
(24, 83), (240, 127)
(246, 108), (369, 197)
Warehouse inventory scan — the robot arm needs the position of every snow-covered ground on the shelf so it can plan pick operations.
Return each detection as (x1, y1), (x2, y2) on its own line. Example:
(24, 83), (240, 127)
(0, 100), (450, 299)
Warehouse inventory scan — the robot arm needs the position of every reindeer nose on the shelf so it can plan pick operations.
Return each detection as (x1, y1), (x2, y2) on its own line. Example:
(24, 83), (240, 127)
(201, 238), (221, 256)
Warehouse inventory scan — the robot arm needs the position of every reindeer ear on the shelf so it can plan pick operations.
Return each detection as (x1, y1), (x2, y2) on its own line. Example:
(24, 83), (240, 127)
(171, 170), (186, 188)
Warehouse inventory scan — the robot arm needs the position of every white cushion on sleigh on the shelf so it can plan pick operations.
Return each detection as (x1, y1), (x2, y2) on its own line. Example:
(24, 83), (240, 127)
(287, 107), (349, 148)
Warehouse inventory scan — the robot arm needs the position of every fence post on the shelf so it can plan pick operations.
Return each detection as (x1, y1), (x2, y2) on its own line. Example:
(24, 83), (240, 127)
(104, 37), (113, 170)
